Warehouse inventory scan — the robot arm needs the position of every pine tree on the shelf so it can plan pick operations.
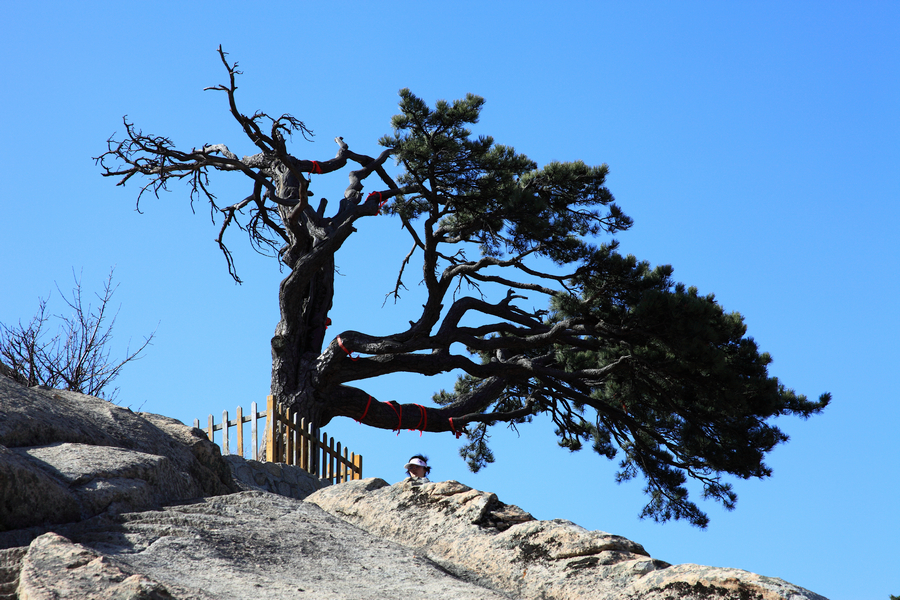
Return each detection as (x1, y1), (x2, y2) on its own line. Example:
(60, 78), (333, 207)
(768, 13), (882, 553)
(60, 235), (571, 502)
(97, 48), (829, 527)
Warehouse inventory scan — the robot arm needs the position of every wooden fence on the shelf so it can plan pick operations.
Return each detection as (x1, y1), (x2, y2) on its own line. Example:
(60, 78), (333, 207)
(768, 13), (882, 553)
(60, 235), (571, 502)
(194, 401), (267, 461)
(194, 395), (362, 485)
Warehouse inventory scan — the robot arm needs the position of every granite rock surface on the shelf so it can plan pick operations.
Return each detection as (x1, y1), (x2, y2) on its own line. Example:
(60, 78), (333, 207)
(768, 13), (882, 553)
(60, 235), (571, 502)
(307, 478), (828, 600)
(0, 374), (235, 533)
(13, 492), (513, 600)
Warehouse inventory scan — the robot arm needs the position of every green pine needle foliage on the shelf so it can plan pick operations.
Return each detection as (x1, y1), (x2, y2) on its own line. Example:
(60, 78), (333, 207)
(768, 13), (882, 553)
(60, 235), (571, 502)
(380, 89), (828, 528)
(395, 89), (830, 528)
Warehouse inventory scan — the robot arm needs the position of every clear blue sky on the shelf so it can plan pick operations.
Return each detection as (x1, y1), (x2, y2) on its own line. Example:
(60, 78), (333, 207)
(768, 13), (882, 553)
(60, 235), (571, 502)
(2, 3), (897, 599)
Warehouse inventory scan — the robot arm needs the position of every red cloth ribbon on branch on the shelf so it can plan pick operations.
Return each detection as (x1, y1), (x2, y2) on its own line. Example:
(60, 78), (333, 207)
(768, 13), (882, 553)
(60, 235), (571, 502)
(449, 417), (463, 439)
(310, 160), (323, 174)
(411, 404), (427, 437)
(387, 401), (402, 435)
(336, 336), (359, 361)
(355, 395), (373, 424)
(367, 191), (389, 215)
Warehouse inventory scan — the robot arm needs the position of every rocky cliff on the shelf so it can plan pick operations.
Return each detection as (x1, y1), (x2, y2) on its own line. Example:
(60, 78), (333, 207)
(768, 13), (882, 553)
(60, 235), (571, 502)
(0, 371), (828, 599)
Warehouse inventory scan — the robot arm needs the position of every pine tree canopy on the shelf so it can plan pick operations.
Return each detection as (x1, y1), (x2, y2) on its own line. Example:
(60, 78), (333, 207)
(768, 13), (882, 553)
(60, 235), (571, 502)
(98, 48), (830, 528)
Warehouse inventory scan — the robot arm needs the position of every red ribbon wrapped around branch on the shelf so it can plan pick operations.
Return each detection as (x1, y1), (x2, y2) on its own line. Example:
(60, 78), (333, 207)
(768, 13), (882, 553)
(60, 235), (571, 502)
(336, 336), (359, 361)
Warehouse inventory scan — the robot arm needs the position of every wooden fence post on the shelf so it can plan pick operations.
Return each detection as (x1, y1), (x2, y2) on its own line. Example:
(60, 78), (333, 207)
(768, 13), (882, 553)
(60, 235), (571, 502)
(251, 401), (259, 461)
(352, 453), (362, 480)
(236, 405), (244, 458)
(288, 408), (295, 465)
(222, 410), (229, 455)
(324, 436), (329, 483)
(335, 441), (343, 484)
(265, 395), (276, 463)
(298, 418), (308, 472)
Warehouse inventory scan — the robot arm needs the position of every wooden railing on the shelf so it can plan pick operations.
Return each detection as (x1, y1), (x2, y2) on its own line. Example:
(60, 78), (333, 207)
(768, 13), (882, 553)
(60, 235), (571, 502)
(194, 395), (362, 485)
(266, 396), (363, 485)
(194, 401), (267, 461)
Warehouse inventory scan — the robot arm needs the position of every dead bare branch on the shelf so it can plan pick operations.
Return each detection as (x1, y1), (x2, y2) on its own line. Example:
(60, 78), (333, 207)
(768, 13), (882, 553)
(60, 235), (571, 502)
(0, 269), (155, 402)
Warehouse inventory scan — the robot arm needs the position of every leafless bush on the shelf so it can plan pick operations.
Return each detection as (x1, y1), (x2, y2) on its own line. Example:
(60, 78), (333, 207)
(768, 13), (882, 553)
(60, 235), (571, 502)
(0, 269), (155, 402)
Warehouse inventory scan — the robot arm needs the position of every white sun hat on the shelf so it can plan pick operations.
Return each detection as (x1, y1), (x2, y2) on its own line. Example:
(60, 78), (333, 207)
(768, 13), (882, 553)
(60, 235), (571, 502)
(404, 457), (428, 470)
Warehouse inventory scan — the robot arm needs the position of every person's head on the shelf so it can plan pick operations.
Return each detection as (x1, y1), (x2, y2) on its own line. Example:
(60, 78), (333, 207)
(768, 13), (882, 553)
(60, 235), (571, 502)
(404, 454), (431, 479)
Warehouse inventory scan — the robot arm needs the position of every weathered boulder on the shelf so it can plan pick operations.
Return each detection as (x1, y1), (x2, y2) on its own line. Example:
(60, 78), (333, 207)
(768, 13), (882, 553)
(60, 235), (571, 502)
(0, 373), (236, 533)
(225, 454), (325, 499)
(11, 491), (513, 599)
(16, 532), (186, 600)
(12, 443), (199, 518)
(0, 446), (82, 531)
(307, 478), (828, 600)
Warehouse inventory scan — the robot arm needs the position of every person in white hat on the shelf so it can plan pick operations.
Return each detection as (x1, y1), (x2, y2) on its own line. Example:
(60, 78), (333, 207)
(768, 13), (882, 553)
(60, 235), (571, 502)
(403, 454), (431, 482)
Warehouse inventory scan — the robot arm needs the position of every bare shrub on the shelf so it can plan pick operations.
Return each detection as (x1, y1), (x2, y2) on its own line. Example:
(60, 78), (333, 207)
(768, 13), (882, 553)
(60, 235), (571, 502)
(0, 269), (155, 402)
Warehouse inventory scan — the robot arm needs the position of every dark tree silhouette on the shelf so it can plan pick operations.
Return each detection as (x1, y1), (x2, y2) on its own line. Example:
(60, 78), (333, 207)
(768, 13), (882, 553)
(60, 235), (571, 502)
(0, 269), (155, 403)
(97, 47), (829, 527)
